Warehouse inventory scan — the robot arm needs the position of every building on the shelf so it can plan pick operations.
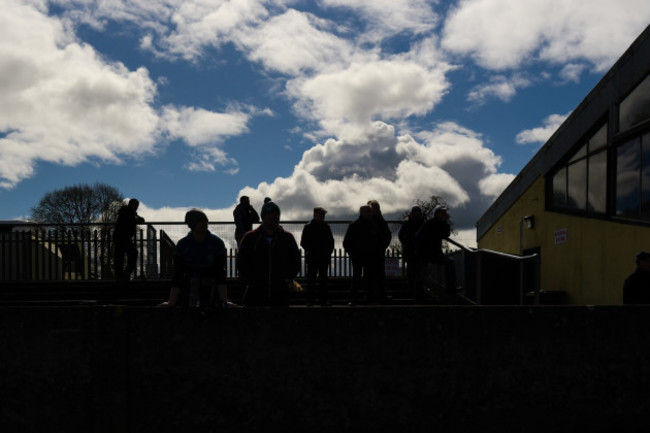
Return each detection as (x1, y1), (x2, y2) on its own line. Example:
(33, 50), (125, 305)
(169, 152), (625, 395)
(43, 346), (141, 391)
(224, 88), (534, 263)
(476, 24), (650, 305)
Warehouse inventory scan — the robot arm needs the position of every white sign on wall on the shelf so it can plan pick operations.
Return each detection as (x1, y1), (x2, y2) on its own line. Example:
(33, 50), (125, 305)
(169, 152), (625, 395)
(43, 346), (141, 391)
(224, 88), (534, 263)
(554, 228), (568, 244)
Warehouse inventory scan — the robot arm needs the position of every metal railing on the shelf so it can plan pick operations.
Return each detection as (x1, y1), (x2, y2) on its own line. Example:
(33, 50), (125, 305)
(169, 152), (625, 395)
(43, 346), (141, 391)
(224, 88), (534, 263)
(0, 221), (407, 282)
(1, 222), (542, 305)
(446, 238), (541, 305)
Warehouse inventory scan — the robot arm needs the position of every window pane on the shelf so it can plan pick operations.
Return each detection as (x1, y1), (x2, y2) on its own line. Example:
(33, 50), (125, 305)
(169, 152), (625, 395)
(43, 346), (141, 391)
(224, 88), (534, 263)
(641, 133), (650, 219)
(588, 151), (607, 213)
(616, 138), (641, 217)
(568, 159), (587, 210)
(552, 167), (567, 207)
(589, 123), (607, 152)
(620, 74), (650, 132)
(569, 143), (587, 162)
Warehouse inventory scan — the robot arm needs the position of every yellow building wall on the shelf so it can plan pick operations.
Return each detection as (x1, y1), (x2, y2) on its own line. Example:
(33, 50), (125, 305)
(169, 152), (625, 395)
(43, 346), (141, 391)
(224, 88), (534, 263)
(478, 177), (650, 305)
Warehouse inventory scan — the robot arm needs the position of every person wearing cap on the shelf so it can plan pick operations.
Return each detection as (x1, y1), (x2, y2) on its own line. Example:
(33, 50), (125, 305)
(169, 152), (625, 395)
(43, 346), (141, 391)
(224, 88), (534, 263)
(114, 198), (145, 281)
(238, 201), (301, 306)
(415, 205), (457, 300)
(300, 207), (335, 306)
(623, 251), (650, 304)
(233, 195), (260, 246)
(398, 206), (426, 297)
(159, 208), (228, 308)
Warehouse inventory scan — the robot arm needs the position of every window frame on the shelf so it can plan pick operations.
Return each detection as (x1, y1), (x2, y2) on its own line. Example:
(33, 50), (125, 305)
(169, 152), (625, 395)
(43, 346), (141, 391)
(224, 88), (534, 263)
(546, 121), (609, 218)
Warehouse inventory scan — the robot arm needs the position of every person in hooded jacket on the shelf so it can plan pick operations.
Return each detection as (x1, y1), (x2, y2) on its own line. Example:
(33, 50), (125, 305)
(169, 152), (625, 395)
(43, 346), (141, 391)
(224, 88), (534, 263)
(300, 207), (335, 306)
(238, 201), (301, 306)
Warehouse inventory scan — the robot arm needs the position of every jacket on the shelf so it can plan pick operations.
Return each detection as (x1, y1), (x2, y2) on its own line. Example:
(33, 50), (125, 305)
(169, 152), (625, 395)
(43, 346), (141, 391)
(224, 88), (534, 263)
(238, 225), (301, 305)
(300, 220), (335, 264)
(113, 205), (145, 242)
(343, 217), (389, 262)
(416, 218), (450, 262)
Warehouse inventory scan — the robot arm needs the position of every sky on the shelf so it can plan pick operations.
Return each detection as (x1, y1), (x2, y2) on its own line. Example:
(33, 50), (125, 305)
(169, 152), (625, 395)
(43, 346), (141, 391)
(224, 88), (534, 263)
(2, 0), (650, 247)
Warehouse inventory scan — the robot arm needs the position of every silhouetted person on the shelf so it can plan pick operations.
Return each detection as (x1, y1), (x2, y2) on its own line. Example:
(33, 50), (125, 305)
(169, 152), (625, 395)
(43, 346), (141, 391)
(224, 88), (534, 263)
(238, 201), (301, 306)
(399, 206), (425, 298)
(260, 197), (272, 218)
(367, 200), (392, 303)
(416, 205), (457, 299)
(159, 209), (227, 308)
(344, 205), (387, 305)
(300, 207), (335, 306)
(113, 198), (144, 281)
(623, 251), (650, 304)
(233, 195), (260, 246)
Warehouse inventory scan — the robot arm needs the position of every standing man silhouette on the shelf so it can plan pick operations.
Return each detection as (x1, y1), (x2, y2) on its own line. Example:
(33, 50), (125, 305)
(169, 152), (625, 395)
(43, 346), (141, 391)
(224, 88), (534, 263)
(114, 198), (145, 281)
(300, 207), (335, 306)
(233, 195), (260, 246)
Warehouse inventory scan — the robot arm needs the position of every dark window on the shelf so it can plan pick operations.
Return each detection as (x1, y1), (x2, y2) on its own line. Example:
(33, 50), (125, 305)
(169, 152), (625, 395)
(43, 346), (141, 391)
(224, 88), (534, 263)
(620, 74), (650, 132)
(588, 150), (607, 213)
(552, 167), (567, 206)
(567, 159), (587, 210)
(616, 133), (650, 220)
(550, 123), (608, 214)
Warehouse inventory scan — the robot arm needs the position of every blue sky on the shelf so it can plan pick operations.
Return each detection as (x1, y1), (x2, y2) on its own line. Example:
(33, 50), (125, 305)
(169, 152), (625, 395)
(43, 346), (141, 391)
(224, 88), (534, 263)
(2, 0), (650, 246)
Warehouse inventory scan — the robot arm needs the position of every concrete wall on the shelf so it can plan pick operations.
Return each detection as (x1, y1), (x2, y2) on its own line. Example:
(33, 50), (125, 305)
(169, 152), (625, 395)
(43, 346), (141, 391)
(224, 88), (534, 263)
(2, 306), (650, 432)
(477, 177), (650, 305)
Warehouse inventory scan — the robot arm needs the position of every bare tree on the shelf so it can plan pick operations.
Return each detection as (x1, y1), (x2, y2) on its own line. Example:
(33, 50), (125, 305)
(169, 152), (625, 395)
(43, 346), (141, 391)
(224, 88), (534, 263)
(400, 195), (449, 221)
(31, 183), (124, 224)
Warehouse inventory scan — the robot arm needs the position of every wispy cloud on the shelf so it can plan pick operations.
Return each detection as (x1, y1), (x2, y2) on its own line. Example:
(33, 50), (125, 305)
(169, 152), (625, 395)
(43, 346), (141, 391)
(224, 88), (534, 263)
(516, 112), (570, 145)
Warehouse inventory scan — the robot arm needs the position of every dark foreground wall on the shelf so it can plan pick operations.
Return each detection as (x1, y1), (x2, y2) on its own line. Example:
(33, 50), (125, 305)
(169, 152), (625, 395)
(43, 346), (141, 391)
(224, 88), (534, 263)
(2, 306), (650, 432)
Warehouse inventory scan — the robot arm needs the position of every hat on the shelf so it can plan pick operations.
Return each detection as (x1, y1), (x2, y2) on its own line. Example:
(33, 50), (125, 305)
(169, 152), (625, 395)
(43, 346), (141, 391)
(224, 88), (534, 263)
(185, 208), (208, 229)
(636, 251), (650, 263)
(314, 206), (327, 214)
(433, 205), (448, 216)
(261, 201), (280, 219)
(410, 206), (422, 214)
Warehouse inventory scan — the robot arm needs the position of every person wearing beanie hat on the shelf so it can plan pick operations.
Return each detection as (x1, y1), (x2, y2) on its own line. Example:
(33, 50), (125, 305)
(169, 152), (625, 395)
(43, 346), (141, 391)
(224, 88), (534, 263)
(300, 206), (335, 306)
(261, 200), (281, 220)
(260, 197), (272, 216)
(159, 208), (228, 308)
(238, 201), (300, 306)
(623, 251), (650, 304)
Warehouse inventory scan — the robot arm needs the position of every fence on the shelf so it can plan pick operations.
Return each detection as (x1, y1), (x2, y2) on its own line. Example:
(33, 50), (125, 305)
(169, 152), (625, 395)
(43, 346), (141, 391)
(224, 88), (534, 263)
(0, 221), (407, 282)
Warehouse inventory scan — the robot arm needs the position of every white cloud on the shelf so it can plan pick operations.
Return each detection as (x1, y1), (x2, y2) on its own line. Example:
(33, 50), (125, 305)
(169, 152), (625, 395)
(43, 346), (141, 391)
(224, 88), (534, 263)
(516, 113), (570, 145)
(0, 0), (161, 188)
(559, 63), (587, 83)
(234, 121), (512, 231)
(140, 120), (512, 234)
(321, 0), (438, 41)
(288, 59), (451, 138)
(162, 106), (251, 146)
(467, 75), (531, 104)
(236, 9), (355, 75)
(442, 0), (650, 71)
